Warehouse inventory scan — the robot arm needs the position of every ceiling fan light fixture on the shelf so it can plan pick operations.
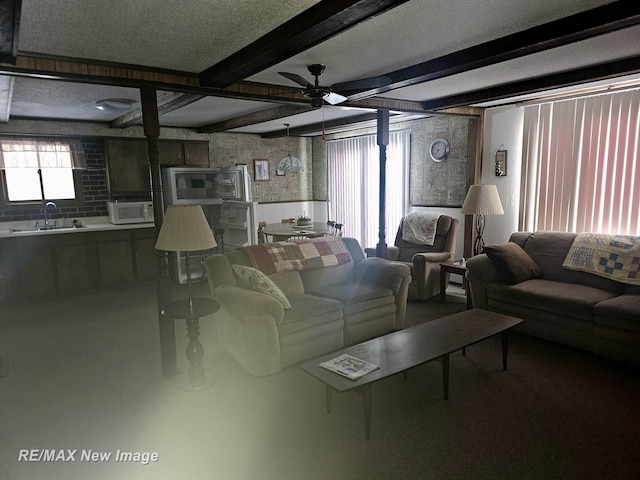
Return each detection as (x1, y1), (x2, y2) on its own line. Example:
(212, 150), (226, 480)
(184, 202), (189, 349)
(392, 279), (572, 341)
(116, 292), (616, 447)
(94, 98), (136, 113)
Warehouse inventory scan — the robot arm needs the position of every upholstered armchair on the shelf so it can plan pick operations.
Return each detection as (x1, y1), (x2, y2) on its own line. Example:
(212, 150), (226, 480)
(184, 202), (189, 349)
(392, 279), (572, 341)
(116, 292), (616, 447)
(367, 213), (458, 300)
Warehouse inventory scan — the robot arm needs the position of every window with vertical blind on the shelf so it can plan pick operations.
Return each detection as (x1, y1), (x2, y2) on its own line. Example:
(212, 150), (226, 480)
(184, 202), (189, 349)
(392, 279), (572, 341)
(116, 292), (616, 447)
(327, 130), (410, 248)
(521, 89), (640, 235)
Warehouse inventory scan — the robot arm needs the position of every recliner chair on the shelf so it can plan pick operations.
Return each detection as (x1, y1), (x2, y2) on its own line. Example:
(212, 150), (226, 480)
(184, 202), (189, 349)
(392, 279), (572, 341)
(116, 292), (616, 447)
(367, 214), (458, 300)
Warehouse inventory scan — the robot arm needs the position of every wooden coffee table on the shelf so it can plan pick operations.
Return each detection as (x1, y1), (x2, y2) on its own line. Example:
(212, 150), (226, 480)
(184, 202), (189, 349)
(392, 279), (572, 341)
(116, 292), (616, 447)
(300, 309), (522, 439)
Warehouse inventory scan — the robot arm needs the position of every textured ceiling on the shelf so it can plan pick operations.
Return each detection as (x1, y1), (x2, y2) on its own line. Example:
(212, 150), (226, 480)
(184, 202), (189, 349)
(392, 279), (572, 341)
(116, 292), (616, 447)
(2, 0), (638, 135)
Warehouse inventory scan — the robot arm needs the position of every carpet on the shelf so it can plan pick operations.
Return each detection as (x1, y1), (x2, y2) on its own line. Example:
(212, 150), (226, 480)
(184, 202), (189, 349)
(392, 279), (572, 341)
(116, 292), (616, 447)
(0, 283), (639, 480)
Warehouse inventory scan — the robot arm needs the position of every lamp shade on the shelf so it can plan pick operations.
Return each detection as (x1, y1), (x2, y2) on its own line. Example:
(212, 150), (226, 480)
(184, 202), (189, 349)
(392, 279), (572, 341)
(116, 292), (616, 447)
(460, 184), (505, 216)
(155, 205), (216, 252)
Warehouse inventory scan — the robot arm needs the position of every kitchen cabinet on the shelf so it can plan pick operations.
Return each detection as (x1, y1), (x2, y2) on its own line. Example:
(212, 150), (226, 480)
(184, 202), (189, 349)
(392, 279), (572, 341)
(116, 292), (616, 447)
(16, 237), (57, 298)
(159, 140), (209, 166)
(0, 227), (157, 304)
(53, 234), (91, 292)
(133, 228), (158, 281)
(106, 139), (150, 194)
(96, 230), (135, 285)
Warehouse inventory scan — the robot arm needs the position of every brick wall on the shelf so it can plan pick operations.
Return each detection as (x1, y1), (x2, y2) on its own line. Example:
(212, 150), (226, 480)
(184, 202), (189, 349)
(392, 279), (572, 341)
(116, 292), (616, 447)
(0, 137), (150, 223)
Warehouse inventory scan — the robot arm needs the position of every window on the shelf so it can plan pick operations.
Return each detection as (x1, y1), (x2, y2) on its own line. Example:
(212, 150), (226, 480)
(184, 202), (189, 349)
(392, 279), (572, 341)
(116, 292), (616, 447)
(521, 89), (640, 235)
(0, 138), (87, 204)
(327, 130), (410, 248)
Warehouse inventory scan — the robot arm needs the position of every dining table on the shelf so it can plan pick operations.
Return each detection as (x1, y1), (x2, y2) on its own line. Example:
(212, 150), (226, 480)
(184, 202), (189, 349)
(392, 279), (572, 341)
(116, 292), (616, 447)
(261, 222), (331, 242)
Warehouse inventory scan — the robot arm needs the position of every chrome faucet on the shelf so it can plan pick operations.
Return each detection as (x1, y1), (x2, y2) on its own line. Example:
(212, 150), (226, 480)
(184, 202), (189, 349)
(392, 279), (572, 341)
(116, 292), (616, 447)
(43, 201), (58, 227)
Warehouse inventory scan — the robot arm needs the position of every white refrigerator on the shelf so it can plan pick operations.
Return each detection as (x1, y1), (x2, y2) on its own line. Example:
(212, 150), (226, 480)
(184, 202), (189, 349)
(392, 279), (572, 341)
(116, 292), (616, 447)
(162, 166), (258, 284)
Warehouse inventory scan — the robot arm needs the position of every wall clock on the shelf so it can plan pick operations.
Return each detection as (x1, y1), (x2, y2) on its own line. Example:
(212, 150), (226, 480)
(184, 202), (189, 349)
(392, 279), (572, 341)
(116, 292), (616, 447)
(429, 137), (450, 162)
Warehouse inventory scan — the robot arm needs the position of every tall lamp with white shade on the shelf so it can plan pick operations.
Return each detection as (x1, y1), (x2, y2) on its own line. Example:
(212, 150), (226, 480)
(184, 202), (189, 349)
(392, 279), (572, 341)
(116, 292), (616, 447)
(155, 205), (218, 389)
(461, 184), (505, 256)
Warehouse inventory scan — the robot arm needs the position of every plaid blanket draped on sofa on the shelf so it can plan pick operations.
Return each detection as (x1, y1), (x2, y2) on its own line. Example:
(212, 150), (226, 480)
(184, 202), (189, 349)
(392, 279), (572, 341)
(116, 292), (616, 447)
(241, 236), (353, 275)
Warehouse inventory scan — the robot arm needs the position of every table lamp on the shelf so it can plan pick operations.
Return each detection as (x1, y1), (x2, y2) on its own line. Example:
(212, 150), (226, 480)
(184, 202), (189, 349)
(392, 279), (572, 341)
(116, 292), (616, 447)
(155, 205), (217, 389)
(461, 184), (504, 256)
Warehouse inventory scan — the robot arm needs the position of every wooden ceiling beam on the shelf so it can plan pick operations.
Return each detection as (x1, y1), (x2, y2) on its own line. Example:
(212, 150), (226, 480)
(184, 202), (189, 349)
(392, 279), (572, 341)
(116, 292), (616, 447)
(197, 104), (313, 133)
(111, 92), (204, 128)
(0, 0), (21, 64)
(199, 0), (411, 88)
(420, 56), (640, 110)
(261, 112), (394, 138)
(345, 0), (640, 101)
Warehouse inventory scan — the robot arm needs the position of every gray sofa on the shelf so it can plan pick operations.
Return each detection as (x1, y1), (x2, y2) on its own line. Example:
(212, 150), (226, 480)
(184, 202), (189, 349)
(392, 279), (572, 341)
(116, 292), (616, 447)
(204, 237), (411, 376)
(466, 231), (640, 368)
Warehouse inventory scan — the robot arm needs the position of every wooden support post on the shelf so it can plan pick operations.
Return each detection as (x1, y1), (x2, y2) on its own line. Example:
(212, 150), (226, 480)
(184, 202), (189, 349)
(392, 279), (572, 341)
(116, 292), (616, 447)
(141, 85), (176, 379)
(375, 110), (389, 258)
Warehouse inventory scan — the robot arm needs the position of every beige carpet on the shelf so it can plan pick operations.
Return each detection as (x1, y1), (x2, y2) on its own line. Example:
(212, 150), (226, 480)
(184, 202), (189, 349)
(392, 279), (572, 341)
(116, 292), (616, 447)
(0, 282), (639, 480)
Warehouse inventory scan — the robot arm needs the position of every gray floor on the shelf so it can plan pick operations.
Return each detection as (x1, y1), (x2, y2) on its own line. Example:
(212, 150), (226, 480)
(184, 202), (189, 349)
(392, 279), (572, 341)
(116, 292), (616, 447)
(1, 282), (639, 480)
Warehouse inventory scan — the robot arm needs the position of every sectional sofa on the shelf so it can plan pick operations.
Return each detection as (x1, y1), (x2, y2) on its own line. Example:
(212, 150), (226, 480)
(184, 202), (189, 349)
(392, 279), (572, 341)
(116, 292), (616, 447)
(466, 231), (640, 368)
(204, 236), (411, 376)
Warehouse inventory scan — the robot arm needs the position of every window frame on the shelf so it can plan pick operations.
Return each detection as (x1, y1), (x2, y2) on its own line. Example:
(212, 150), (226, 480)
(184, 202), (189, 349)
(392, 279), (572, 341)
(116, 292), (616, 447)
(0, 137), (86, 210)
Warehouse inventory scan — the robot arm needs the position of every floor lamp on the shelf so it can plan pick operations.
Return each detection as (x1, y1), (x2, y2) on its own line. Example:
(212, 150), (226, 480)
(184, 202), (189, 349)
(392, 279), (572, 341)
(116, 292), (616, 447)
(461, 184), (504, 256)
(155, 205), (217, 389)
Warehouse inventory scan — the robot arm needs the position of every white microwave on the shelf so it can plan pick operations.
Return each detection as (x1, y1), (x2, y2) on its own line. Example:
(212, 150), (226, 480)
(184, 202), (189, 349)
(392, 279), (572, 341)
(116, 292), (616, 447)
(107, 201), (154, 224)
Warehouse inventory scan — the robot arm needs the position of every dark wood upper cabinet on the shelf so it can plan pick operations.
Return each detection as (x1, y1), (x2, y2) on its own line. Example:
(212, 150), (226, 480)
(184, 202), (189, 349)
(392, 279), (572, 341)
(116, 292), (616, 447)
(159, 140), (209, 166)
(106, 139), (150, 194)
(106, 139), (210, 194)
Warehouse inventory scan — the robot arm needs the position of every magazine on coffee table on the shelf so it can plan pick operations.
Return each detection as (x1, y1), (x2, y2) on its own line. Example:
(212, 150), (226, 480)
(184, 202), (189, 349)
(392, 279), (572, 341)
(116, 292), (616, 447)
(319, 354), (379, 380)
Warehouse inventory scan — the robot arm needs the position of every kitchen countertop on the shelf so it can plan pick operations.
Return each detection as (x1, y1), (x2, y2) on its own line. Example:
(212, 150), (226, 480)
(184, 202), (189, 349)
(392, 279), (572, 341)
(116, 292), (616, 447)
(0, 216), (155, 238)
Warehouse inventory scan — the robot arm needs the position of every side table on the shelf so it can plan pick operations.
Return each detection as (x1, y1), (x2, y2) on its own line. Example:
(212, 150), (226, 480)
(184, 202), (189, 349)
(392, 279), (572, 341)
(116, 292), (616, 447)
(439, 261), (472, 308)
(162, 297), (219, 390)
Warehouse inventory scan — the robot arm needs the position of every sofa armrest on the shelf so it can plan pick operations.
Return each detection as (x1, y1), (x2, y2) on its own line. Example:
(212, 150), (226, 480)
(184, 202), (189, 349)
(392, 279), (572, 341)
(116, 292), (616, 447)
(215, 284), (285, 325)
(465, 254), (501, 309)
(354, 257), (412, 329)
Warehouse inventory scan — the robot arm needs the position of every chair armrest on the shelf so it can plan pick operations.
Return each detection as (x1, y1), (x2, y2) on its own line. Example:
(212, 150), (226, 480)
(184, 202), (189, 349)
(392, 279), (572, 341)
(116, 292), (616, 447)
(412, 251), (453, 265)
(214, 284), (285, 325)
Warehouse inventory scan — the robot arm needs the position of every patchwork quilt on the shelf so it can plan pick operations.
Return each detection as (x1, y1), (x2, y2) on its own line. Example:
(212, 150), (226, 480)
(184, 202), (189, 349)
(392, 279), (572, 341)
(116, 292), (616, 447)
(242, 236), (353, 275)
(563, 233), (640, 285)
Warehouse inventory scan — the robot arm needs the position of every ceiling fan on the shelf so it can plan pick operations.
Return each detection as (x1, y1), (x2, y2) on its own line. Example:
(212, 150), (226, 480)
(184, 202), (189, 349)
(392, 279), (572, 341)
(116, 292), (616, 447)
(278, 64), (390, 108)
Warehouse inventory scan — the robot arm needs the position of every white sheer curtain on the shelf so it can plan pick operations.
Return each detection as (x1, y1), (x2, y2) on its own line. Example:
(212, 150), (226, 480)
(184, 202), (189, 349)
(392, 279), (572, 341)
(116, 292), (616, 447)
(521, 89), (640, 235)
(327, 130), (410, 248)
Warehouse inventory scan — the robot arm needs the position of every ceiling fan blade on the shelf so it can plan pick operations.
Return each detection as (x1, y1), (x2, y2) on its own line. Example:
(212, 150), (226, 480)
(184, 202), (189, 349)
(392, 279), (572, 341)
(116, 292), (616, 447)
(332, 75), (392, 93)
(325, 92), (347, 105)
(278, 72), (313, 88)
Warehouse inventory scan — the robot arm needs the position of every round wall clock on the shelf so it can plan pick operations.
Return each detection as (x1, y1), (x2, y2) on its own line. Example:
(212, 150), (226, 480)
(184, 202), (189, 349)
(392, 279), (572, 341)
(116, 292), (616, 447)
(429, 137), (450, 162)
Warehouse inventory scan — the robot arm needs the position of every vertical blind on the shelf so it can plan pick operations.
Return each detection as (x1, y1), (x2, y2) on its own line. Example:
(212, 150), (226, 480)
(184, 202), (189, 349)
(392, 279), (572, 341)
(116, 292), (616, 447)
(327, 130), (410, 248)
(521, 89), (640, 235)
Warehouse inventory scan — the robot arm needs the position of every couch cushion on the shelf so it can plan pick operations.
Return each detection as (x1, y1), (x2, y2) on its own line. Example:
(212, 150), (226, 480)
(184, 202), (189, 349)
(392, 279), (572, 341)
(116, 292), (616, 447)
(486, 279), (617, 320)
(300, 262), (355, 292)
(232, 264), (292, 309)
(484, 242), (542, 284)
(523, 232), (622, 293)
(309, 282), (393, 306)
(278, 294), (343, 336)
(269, 270), (305, 297)
(593, 295), (640, 332)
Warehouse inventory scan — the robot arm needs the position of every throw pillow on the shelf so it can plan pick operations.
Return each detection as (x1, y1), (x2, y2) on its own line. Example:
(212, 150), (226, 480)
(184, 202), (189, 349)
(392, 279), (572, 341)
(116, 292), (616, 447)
(232, 264), (292, 309)
(483, 242), (543, 284)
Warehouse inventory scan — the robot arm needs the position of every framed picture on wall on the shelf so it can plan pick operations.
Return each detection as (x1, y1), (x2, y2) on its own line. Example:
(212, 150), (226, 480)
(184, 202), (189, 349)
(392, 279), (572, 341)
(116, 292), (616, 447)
(254, 159), (269, 181)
